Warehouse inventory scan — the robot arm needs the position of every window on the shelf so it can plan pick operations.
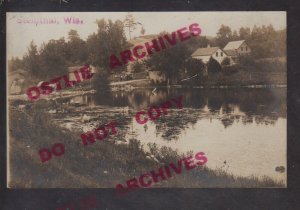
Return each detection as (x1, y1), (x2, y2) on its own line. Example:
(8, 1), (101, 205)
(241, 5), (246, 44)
(221, 52), (223, 56)
(241, 47), (243, 51)
(216, 52), (218, 57)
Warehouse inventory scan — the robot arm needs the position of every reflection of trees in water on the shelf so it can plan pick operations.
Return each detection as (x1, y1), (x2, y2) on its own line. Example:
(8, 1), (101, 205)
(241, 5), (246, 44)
(203, 88), (285, 128)
(152, 109), (199, 141)
(61, 87), (286, 141)
(142, 88), (285, 140)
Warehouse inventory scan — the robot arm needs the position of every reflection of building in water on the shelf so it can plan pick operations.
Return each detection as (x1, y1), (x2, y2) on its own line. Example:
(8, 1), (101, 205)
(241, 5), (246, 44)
(70, 95), (95, 106)
(127, 90), (150, 110)
(126, 89), (169, 110)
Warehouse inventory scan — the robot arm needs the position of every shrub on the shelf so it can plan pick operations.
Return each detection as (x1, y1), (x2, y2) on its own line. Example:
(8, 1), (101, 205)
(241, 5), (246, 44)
(221, 57), (231, 66)
(238, 54), (256, 67)
(185, 58), (205, 76)
(132, 61), (145, 73)
(256, 58), (286, 72)
(207, 57), (222, 74)
(222, 64), (240, 76)
(92, 71), (110, 92)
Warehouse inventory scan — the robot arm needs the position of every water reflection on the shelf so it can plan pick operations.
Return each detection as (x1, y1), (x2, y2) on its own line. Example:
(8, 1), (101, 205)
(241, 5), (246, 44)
(54, 88), (286, 182)
(59, 88), (286, 139)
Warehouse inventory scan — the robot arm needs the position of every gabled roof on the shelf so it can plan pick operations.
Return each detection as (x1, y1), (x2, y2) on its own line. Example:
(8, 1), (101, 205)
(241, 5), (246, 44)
(223, 40), (245, 50)
(191, 47), (220, 57)
(128, 34), (157, 47)
(223, 49), (238, 56)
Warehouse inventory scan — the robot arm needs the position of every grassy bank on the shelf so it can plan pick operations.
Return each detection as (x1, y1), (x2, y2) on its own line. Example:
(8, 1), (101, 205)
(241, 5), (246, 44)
(8, 100), (284, 188)
(200, 70), (286, 87)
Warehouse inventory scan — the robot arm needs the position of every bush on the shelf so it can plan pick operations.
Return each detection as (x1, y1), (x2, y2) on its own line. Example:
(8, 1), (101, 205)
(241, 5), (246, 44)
(185, 58), (205, 76)
(256, 58), (286, 72)
(92, 71), (110, 92)
(222, 64), (240, 76)
(238, 55), (256, 67)
(221, 57), (231, 66)
(207, 57), (222, 74)
(132, 61), (145, 73)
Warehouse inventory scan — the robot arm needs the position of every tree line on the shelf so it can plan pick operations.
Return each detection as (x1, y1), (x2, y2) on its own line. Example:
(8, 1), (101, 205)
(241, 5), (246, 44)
(143, 24), (286, 84)
(10, 19), (129, 80)
(10, 22), (286, 86)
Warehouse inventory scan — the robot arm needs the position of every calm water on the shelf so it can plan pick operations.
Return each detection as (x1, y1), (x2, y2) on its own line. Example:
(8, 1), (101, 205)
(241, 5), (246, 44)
(55, 88), (287, 183)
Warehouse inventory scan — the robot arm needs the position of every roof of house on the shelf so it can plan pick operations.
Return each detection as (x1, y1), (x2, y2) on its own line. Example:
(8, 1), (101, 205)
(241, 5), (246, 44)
(223, 40), (245, 50)
(223, 49), (238, 56)
(191, 47), (220, 57)
(128, 34), (157, 47)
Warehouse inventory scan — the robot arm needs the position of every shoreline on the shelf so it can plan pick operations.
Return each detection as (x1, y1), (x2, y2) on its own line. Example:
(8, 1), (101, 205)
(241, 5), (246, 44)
(8, 102), (285, 188)
(8, 84), (287, 101)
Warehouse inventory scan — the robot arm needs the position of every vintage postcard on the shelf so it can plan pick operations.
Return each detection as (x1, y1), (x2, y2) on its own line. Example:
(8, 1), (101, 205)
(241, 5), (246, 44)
(6, 12), (286, 189)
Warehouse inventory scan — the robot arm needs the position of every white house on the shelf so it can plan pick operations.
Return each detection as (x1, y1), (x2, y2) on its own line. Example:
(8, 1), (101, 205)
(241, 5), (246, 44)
(223, 40), (251, 62)
(191, 46), (227, 64)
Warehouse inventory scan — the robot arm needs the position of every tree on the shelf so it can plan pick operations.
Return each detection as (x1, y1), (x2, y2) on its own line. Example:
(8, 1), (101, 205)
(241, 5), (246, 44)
(239, 27), (251, 40)
(66, 30), (87, 64)
(23, 41), (41, 77)
(221, 57), (231, 66)
(144, 32), (189, 84)
(132, 61), (145, 73)
(68, 29), (80, 41)
(86, 19), (129, 71)
(185, 58), (205, 76)
(232, 30), (239, 40)
(207, 57), (222, 74)
(10, 57), (24, 71)
(92, 71), (110, 92)
(248, 24), (279, 58)
(140, 26), (146, 35)
(38, 38), (69, 78)
(123, 13), (143, 40)
(216, 25), (232, 48)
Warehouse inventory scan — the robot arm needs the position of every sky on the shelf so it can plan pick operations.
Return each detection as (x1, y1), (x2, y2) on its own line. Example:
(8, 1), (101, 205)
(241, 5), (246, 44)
(7, 12), (286, 59)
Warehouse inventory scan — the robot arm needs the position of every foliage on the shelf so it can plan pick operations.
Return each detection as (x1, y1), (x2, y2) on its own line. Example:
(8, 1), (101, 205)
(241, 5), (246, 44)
(222, 64), (240, 76)
(86, 19), (129, 72)
(214, 24), (286, 58)
(66, 29), (88, 65)
(256, 58), (286, 72)
(207, 57), (222, 74)
(10, 19), (128, 81)
(92, 70), (111, 92)
(132, 61), (145, 73)
(216, 25), (233, 48)
(22, 41), (41, 77)
(144, 32), (189, 84)
(10, 57), (24, 71)
(39, 38), (69, 78)
(185, 58), (206, 76)
(221, 57), (231, 66)
(238, 54), (256, 67)
(123, 13), (137, 40)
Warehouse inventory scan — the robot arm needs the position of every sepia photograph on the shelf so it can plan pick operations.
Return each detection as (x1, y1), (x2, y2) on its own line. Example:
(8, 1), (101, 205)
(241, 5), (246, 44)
(6, 11), (286, 189)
